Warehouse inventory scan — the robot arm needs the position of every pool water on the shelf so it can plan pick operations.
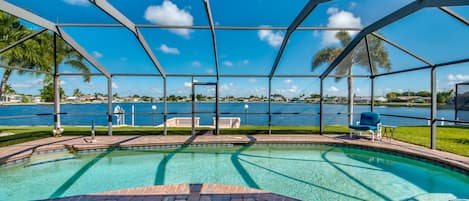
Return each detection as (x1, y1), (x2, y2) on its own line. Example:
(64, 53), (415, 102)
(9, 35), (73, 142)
(1, 144), (468, 201)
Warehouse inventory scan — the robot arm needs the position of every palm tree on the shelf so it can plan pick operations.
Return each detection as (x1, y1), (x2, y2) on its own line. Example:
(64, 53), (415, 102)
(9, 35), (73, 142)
(0, 12), (90, 99)
(73, 88), (82, 97)
(312, 31), (391, 125)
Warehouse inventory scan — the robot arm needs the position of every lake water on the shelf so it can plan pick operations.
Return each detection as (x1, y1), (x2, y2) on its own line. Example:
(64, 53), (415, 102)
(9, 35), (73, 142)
(0, 103), (455, 127)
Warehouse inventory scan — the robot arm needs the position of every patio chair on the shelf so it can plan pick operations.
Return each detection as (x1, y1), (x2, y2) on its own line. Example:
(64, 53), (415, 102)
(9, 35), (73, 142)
(349, 112), (382, 141)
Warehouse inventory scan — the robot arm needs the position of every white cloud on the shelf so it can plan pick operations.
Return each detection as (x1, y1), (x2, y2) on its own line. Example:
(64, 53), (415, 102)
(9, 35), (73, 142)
(447, 74), (469, 86)
(63, 0), (90, 6)
(327, 7), (339, 15)
(248, 78), (257, 83)
(192, 61), (201, 67)
(184, 82), (192, 88)
(356, 88), (360, 92)
(11, 79), (43, 89)
(287, 85), (299, 93)
(327, 86), (339, 93)
(322, 7), (362, 46)
(183, 80), (198, 88)
(144, 0), (194, 37)
(158, 44), (180, 55)
(283, 79), (293, 84)
(241, 60), (249, 65)
(448, 74), (469, 82)
(258, 28), (284, 47)
(250, 87), (267, 95)
(223, 61), (233, 67)
(206, 69), (214, 74)
(220, 84), (230, 92)
(112, 82), (118, 89)
(61, 80), (67, 85)
(92, 51), (103, 58)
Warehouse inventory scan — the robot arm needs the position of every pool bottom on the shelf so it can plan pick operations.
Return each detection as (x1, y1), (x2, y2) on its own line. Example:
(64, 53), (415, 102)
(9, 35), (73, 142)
(0, 144), (468, 201)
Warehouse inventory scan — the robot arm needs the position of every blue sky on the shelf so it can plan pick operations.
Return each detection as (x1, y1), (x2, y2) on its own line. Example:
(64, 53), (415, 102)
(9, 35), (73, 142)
(3, 0), (469, 97)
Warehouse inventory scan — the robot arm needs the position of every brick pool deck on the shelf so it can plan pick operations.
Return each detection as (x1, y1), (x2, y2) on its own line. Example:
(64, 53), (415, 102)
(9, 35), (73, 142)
(45, 184), (300, 201)
(0, 135), (469, 201)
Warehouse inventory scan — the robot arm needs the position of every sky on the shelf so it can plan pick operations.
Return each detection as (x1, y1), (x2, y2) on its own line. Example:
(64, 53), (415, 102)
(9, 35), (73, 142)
(3, 0), (469, 98)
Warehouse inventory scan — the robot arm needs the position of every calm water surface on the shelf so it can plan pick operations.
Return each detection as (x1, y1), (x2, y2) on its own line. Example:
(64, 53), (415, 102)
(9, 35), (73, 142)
(0, 103), (454, 126)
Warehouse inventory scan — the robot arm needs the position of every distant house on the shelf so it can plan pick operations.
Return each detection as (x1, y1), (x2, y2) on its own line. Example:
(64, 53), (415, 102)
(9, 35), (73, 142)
(66, 96), (79, 102)
(272, 97), (284, 102)
(375, 96), (388, 102)
(397, 96), (420, 102)
(81, 95), (96, 102)
(32, 96), (41, 103)
(354, 96), (371, 103)
(1, 94), (22, 103)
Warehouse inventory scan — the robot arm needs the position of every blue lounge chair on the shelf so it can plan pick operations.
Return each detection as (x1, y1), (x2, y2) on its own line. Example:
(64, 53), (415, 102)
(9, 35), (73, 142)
(349, 112), (382, 141)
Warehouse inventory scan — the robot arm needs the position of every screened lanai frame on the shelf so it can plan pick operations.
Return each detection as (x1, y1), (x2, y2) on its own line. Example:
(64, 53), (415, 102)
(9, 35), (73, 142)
(0, 0), (468, 149)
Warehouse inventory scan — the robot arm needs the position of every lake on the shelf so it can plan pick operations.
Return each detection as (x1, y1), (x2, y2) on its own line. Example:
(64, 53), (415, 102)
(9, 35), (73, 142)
(0, 103), (455, 127)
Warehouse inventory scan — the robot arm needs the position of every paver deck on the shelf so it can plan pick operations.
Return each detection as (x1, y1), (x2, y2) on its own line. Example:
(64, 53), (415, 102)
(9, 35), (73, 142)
(1, 134), (468, 173)
(44, 184), (300, 201)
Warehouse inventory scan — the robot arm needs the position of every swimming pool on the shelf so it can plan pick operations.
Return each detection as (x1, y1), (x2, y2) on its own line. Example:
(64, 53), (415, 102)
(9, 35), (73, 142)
(0, 144), (468, 201)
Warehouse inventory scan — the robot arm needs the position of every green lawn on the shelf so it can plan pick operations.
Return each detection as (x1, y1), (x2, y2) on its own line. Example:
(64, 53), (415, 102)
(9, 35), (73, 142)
(0, 125), (467, 156)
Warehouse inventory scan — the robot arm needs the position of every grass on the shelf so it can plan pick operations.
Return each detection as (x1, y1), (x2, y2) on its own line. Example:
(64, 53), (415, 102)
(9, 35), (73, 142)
(0, 125), (468, 156)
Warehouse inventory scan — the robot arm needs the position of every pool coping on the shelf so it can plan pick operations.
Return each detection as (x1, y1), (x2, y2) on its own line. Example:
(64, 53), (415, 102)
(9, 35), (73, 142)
(43, 183), (301, 201)
(1, 134), (469, 175)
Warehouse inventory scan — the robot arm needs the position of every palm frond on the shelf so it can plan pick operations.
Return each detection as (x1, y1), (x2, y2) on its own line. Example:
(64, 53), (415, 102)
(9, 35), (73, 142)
(64, 60), (91, 82)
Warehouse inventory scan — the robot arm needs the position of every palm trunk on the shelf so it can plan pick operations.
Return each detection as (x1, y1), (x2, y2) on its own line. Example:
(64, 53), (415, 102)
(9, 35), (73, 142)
(348, 69), (354, 125)
(0, 69), (12, 102)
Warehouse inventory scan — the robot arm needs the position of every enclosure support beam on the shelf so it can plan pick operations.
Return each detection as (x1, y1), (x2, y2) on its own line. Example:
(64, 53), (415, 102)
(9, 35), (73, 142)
(107, 77), (113, 136)
(203, 0), (220, 135)
(370, 33), (433, 66)
(0, 0), (111, 78)
(430, 66), (437, 149)
(455, 84), (459, 121)
(57, 23), (364, 31)
(191, 77), (195, 136)
(320, 0), (469, 79)
(319, 78), (324, 135)
(268, 79), (272, 135)
(53, 33), (61, 135)
(215, 81), (219, 135)
(163, 78), (167, 136)
(371, 77), (375, 112)
(0, 28), (47, 54)
(364, 35), (375, 112)
(91, 0), (166, 78)
(57, 73), (371, 78)
(439, 7), (469, 26)
(364, 35), (374, 75)
(0, 64), (52, 74)
(374, 58), (469, 77)
(269, 0), (330, 79)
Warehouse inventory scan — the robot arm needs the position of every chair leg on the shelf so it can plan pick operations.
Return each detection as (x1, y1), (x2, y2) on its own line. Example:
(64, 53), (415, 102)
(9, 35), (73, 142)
(350, 130), (353, 138)
(370, 130), (375, 142)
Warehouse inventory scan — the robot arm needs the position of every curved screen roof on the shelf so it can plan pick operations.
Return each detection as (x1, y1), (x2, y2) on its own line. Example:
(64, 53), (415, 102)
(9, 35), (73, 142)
(1, 0), (468, 79)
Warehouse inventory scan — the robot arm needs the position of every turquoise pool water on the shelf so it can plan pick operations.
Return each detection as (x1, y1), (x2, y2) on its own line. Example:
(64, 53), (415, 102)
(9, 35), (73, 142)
(0, 144), (468, 201)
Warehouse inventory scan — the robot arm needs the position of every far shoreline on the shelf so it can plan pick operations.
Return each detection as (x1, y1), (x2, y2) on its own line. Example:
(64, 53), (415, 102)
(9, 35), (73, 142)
(0, 101), (454, 108)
